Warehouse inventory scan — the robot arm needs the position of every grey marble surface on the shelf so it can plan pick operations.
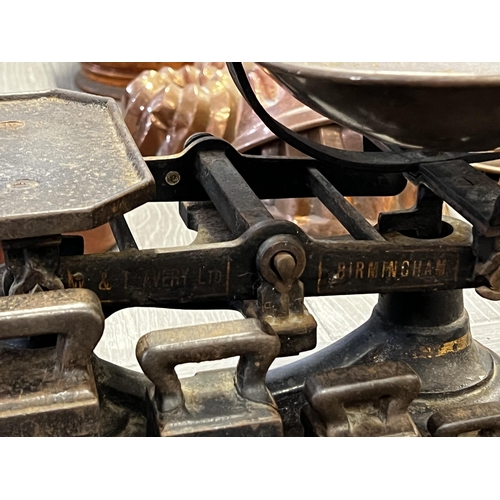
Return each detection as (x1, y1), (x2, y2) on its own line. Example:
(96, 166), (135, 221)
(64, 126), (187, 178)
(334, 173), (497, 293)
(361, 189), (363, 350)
(2, 62), (500, 379)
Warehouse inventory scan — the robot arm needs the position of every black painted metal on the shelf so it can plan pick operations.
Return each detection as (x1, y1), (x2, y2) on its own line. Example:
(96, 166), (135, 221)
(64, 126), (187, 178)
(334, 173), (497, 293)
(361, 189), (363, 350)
(415, 160), (500, 236)
(195, 150), (273, 236)
(45, 137), (500, 315)
(378, 185), (443, 238)
(146, 143), (409, 203)
(55, 220), (475, 316)
(307, 167), (385, 241)
(110, 215), (139, 251)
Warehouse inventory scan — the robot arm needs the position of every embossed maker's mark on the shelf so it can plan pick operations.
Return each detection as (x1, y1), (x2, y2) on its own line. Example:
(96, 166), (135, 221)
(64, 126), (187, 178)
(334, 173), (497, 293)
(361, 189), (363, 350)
(197, 261), (231, 292)
(318, 256), (451, 291)
(98, 272), (112, 291)
(327, 258), (448, 284)
(143, 268), (189, 288)
(198, 268), (223, 285)
(126, 261), (231, 296)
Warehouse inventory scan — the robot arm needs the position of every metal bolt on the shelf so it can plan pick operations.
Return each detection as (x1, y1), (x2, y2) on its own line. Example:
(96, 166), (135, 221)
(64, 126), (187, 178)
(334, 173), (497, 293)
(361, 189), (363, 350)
(165, 171), (181, 186)
(273, 252), (296, 282)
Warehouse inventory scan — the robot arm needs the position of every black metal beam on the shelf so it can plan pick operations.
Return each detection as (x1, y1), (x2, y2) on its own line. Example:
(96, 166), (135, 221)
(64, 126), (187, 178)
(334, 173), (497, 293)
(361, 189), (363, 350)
(109, 215), (139, 251)
(195, 151), (274, 236)
(307, 167), (385, 241)
(57, 221), (475, 316)
(146, 152), (408, 202)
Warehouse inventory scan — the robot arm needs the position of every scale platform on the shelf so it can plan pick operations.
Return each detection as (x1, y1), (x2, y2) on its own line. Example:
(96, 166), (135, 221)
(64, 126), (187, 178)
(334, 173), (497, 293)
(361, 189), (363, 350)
(0, 89), (155, 241)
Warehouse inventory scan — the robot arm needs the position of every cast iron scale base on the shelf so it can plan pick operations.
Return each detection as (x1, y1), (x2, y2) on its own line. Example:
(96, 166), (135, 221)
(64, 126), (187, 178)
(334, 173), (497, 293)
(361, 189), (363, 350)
(2, 89), (500, 436)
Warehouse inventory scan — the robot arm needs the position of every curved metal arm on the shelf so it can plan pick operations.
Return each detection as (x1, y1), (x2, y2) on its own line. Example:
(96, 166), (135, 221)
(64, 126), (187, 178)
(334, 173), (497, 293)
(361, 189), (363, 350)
(136, 318), (280, 413)
(227, 62), (500, 172)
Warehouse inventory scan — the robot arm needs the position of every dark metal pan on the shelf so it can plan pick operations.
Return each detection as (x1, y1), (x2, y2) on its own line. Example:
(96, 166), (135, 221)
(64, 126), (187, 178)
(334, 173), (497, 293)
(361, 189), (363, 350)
(258, 62), (500, 152)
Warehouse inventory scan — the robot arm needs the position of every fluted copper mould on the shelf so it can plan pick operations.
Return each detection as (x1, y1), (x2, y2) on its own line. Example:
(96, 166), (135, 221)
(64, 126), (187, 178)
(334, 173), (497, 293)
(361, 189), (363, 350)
(121, 63), (405, 238)
(233, 64), (330, 152)
(122, 63), (239, 156)
(76, 62), (192, 100)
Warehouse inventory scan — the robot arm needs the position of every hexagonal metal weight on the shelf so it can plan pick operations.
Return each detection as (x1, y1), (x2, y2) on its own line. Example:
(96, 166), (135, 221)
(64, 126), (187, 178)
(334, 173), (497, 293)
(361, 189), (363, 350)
(0, 89), (155, 240)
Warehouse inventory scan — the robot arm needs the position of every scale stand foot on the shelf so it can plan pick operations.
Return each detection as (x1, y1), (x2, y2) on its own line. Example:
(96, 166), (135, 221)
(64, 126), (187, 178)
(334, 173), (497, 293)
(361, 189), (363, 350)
(268, 290), (500, 436)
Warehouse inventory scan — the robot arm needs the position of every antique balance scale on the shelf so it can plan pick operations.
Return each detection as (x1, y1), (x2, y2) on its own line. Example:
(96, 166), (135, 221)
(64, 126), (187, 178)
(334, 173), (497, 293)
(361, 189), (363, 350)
(2, 62), (500, 436)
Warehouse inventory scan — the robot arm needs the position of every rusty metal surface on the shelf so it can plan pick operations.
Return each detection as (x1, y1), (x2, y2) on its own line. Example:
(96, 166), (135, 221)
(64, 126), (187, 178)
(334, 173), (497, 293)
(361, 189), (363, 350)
(137, 318), (283, 436)
(91, 355), (149, 437)
(0, 89), (155, 240)
(145, 369), (283, 437)
(302, 361), (421, 437)
(0, 288), (104, 436)
(427, 402), (500, 436)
